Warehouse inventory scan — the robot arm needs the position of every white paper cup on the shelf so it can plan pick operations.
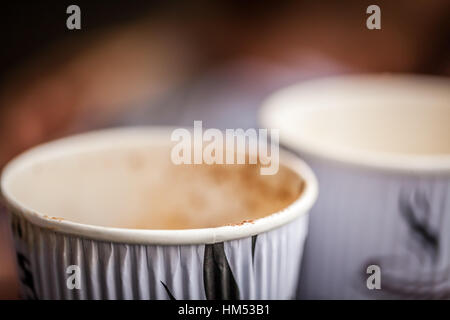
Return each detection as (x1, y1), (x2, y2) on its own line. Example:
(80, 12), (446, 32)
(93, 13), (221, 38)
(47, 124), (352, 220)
(1, 127), (317, 300)
(260, 74), (450, 299)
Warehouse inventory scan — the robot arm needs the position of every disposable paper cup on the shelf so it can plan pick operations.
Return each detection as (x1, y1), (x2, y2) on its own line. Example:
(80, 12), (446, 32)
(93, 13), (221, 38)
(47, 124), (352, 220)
(1, 127), (317, 300)
(260, 74), (450, 299)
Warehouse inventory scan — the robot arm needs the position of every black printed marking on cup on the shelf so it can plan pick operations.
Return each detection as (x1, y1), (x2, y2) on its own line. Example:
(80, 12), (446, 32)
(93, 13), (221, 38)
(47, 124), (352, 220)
(203, 242), (240, 300)
(251, 235), (257, 265)
(160, 281), (176, 300)
(9, 215), (37, 299)
(399, 189), (439, 261)
(360, 256), (450, 299)
(16, 252), (37, 299)
(360, 189), (444, 299)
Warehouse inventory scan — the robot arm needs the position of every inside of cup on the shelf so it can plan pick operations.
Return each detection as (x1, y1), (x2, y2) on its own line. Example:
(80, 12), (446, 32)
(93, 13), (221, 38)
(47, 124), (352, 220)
(293, 102), (450, 155)
(264, 75), (450, 160)
(3, 139), (304, 230)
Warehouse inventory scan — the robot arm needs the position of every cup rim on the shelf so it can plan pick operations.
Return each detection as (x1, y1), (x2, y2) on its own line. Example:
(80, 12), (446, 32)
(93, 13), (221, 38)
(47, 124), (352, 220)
(259, 73), (450, 174)
(1, 127), (318, 245)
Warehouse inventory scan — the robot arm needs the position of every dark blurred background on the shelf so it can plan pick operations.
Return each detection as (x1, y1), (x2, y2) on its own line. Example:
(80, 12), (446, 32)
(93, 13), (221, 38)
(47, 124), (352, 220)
(0, 0), (449, 299)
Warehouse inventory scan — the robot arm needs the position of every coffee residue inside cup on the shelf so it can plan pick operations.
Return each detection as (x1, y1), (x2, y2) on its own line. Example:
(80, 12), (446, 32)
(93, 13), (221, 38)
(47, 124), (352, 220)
(7, 146), (304, 230)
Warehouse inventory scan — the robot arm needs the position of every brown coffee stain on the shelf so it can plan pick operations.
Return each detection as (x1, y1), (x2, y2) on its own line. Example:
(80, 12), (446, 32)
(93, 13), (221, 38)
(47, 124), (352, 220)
(132, 155), (304, 230)
(43, 214), (64, 222)
(228, 219), (255, 227)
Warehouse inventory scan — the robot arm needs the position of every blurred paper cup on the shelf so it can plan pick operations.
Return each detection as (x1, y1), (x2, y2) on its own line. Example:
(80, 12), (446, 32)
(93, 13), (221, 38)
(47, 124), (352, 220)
(260, 74), (450, 299)
(1, 127), (317, 300)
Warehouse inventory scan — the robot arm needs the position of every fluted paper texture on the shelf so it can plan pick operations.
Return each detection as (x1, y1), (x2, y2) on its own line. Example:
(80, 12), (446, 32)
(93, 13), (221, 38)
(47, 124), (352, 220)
(9, 210), (308, 300)
(298, 158), (450, 299)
